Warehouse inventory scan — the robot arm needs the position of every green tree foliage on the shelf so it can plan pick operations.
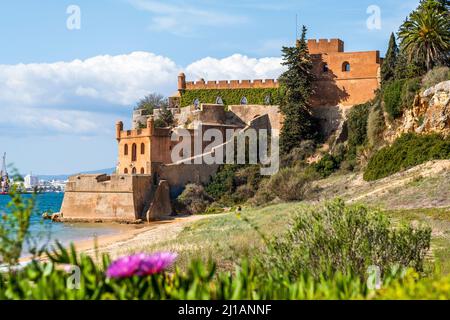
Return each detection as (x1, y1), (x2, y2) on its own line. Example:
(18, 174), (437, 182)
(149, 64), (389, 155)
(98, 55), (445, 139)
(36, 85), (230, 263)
(278, 26), (318, 155)
(205, 165), (263, 206)
(157, 106), (175, 128)
(381, 33), (399, 85)
(135, 93), (168, 114)
(367, 101), (386, 148)
(398, 0), (450, 71)
(383, 79), (406, 119)
(347, 102), (371, 156)
(401, 77), (422, 108)
(364, 133), (450, 181)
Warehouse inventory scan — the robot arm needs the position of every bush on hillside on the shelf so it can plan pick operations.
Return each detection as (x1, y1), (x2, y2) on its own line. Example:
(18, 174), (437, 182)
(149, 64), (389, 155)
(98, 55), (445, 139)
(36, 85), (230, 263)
(421, 66), (450, 90)
(280, 140), (316, 168)
(177, 184), (213, 214)
(260, 199), (431, 280)
(311, 153), (342, 178)
(205, 165), (239, 201)
(367, 101), (386, 148)
(383, 79), (406, 119)
(401, 77), (421, 108)
(205, 165), (263, 205)
(252, 167), (318, 205)
(347, 102), (371, 153)
(364, 133), (450, 181)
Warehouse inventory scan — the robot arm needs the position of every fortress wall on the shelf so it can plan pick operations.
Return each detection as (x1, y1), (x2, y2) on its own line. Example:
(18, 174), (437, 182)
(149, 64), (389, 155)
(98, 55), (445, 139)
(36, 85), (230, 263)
(146, 180), (172, 221)
(199, 104), (227, 124)
(228, 105), (283, 131)
(158, 163), (220, 198)
(184, 79), (279, 90)
(310, 77), (379, 107)
(61, 174), (153, 222)
(308, 39), (344, 54)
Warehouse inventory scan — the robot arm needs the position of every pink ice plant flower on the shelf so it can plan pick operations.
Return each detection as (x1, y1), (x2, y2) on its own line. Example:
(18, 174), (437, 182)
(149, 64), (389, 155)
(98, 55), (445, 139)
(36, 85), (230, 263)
(106, 252), (178, 278)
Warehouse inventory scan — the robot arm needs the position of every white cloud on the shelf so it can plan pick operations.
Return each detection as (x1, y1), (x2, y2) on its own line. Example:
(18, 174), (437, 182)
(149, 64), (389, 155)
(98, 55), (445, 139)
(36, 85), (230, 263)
(0, 52), (178, 108)
(185, 54), (285, 80)
(129, 0), (248, 36)
(0, 51), (284, 137)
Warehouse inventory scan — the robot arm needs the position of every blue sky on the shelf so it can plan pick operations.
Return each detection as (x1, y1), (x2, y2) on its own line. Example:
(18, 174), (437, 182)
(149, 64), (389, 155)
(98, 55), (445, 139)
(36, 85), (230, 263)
(0, 0), (420, 175)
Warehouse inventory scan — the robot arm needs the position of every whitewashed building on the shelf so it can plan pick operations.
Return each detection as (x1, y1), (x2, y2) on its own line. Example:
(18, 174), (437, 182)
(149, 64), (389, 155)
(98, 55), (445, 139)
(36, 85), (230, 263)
(24, 174), (39, 189)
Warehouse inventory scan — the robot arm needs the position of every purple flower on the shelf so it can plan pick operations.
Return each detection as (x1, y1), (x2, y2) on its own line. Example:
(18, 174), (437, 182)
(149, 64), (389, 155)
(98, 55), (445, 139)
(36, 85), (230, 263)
(106, 252), (177, 279)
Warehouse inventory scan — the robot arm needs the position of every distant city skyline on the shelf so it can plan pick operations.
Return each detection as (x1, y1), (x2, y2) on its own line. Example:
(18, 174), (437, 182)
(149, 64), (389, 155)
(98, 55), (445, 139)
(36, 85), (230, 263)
(0, 0), (420, 174)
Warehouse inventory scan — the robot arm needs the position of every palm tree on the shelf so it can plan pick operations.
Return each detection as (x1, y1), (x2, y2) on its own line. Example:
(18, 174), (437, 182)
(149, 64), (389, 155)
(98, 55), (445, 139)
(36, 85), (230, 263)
(398, 0), (450, 71)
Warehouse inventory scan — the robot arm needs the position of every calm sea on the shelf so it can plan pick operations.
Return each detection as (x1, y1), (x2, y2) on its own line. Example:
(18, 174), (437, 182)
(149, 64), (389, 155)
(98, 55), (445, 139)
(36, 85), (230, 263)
(0, 193), (122, 255)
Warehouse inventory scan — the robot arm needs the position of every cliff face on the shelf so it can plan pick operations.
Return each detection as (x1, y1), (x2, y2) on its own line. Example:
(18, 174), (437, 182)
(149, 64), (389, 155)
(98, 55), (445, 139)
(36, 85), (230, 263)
(384, 81), (450, 143)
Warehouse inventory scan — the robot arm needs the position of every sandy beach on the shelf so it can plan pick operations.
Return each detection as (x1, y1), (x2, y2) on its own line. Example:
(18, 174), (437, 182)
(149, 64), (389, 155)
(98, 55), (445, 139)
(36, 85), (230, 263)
(69, 214), (210, 259)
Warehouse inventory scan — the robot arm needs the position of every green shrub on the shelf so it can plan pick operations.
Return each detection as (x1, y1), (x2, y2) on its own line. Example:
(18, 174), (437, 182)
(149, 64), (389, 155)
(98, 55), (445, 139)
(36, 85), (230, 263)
(364, 133), (450, 181)
(311, 154), (341, 178)
(383, 79), (406, 119)
(177, 184), (213, 214)
(260, 199), (431, 280)
(280, 140), (316, 168)
(205, 165), (263, 206)
(401, 77), (421, 109)
(421, 66), (450, 90)
(205, 165), (239, 200)
(376, 271), (450, 300)
(252, 167), (317, 205)
(367, 101), (386, 148)
(347, 102), (370, 152)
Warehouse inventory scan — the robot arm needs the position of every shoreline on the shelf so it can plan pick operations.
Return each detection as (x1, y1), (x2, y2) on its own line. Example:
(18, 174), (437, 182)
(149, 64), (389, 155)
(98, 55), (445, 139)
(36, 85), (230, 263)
(19, 214), (211, 264)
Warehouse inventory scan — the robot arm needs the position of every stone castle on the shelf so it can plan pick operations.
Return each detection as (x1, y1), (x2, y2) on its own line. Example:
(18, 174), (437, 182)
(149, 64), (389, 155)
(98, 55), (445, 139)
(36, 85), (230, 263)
(60, 39), (381, 223)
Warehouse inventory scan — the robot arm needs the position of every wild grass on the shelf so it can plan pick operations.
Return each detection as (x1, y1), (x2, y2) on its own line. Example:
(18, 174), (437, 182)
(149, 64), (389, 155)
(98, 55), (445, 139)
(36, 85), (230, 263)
(138, 202), (304, 271)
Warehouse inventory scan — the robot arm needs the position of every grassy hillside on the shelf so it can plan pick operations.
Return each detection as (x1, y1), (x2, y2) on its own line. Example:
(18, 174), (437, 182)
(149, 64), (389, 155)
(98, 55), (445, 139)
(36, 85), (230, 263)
(117, 203), (303, 270)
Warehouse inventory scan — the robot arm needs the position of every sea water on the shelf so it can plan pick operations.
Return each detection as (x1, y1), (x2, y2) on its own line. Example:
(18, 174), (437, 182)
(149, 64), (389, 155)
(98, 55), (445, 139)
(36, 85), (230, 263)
(0, 193), (122, 256)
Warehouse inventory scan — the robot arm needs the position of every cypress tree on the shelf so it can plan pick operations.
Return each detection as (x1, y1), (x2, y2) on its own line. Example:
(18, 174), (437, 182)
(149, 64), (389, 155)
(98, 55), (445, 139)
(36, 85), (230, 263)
(278, 26), (318, 155)
(381, 33), (399, 85)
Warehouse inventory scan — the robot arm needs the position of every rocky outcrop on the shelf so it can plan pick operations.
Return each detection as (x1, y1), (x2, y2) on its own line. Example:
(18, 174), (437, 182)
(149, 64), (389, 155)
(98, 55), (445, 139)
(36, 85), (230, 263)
(385, 81), (450, 143)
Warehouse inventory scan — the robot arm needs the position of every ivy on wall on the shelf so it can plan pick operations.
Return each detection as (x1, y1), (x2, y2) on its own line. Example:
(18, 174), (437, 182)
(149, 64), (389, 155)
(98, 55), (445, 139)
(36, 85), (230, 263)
(180, 88), (284, 107)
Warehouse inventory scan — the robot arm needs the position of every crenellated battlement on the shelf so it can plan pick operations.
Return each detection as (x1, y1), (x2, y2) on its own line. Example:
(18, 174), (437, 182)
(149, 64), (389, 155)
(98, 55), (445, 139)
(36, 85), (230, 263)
(178, 73), (278, 91)
(307, 39), (344, 54)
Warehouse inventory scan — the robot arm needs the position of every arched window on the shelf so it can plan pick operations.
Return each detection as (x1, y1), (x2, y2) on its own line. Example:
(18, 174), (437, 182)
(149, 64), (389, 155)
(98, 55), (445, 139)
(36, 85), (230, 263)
(132, 167), (137, 175)
(124, 168), (128, 174)
(140, 168), (145, 174)
(193, 98), (200, 109)
(124, 144), (128, 156)
(323, 63), (329, 73)
(240, 97), (248, 105)
(216, 97), (224, 105)
(141, 143), (145, 155)
(342, 62), (351, 72)
(131, 143), (137, 162)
